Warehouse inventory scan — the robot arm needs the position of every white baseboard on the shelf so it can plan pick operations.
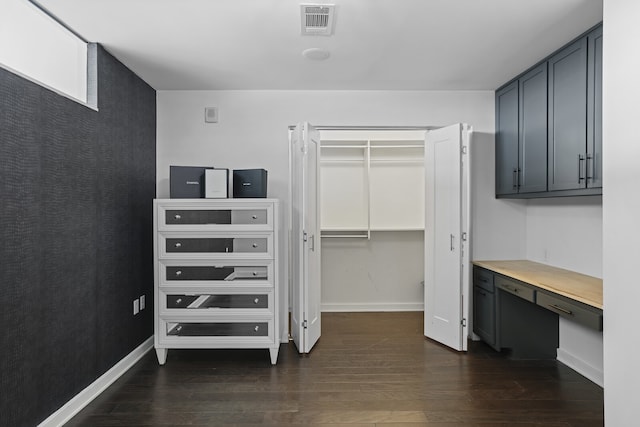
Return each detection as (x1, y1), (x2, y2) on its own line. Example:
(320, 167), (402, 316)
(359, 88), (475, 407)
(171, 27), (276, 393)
(321, 302), (424, 312)
(38, 336), (154, 427)
(557, 348), (604, 387)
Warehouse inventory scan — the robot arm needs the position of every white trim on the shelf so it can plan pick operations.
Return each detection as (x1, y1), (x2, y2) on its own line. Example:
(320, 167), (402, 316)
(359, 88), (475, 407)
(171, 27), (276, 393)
(557, 347), (604, 387)
(0, 63), (97, 112)
(38, 336), (154, 427)
(321, 302), (424, 312)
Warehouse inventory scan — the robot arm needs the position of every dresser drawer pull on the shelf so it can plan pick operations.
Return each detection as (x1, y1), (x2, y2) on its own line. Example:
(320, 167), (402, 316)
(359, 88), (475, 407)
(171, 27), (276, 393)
(254, 298), (260, 304)
(176, 298), (182, 304)
(252, 271), (258, 276)
(252, 243), (258, 248)
(254, 325), (260, 332)
(174, 242), (182, 248)
(252, 215), (257, 219)
(174, 214), (182, 220)
(175, 270), (182, 276)
(548, 304), (573, 316)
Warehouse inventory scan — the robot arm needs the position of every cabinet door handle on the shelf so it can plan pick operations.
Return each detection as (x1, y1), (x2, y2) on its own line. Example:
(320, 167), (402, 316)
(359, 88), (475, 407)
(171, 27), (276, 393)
(503, 285), (518, 294)
(578, 154), (586, 182)
(450, 234), (455, 251)
(586, 154), (594, 181)
(549, 304), (573, 316)
(512, 168), (518, 190)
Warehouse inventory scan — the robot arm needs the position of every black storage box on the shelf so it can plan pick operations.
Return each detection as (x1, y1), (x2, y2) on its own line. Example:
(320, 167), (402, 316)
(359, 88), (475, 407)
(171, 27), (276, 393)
(233, 169), (268, 198)
(170, 166), (213, 198)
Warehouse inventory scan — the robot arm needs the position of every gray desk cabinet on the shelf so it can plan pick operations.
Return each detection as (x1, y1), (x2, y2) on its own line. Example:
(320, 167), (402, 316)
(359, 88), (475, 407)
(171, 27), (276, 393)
(472, 267), (497, 349)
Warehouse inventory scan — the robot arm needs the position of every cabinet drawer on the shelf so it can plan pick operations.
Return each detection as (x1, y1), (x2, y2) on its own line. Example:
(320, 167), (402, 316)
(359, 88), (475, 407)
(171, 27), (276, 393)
(165, 265), (269, 282)
(536, 291), (603, 331)
(166, 321), (269, 337)
(164, 293), (269, 310)
(156, 201), (273, 231)
(473, 267), (494, 292)
(159, 234), (272, 258)
(496, 275), (535, 302)
(164, 209), (268, 226)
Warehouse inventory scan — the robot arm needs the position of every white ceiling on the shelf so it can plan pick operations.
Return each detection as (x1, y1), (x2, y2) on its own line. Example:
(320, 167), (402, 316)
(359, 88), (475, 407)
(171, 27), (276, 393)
(35, 0), (603, 91)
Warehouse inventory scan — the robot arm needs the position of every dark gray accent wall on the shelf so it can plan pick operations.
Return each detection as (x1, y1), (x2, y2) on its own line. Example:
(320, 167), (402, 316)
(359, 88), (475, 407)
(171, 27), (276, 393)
(0, 45), (156, 427)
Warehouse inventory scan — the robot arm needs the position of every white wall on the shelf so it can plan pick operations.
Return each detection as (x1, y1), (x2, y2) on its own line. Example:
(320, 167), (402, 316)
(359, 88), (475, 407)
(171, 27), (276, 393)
(321, 231), (424, 311)
(525, 197), (603, 385)
(0, 0), (87, 102)
(603, 0), (640, 424)
(157, 89), (524, 338)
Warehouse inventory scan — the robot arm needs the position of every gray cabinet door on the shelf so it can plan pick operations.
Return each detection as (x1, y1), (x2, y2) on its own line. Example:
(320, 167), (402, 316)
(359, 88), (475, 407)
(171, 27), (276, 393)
(587, 26), (603, 189)
(548, 38), (588, 191)
(473, 285), (496, 347)
(518, 63), (548, 193)
(495, 81), (519, 196)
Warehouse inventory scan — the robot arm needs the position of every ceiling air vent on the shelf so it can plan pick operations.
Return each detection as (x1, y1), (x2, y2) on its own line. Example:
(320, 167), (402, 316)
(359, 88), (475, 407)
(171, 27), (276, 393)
(300, 4), (336, 36)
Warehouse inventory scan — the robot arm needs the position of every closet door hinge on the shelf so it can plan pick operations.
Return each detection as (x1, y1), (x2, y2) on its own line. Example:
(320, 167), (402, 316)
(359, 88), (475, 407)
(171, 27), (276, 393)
(461, 146), (468, 154)
(303, 231), (308, 242)
(302, 320), (308, 329)
(461, 318), (467, 327)
(461, 232), (467, 242)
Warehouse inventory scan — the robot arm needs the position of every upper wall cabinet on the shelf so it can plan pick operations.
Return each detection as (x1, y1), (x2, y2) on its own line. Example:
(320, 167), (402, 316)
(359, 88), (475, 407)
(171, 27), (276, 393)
(495, 23), (602, 199)
(496, 64), (548, 197)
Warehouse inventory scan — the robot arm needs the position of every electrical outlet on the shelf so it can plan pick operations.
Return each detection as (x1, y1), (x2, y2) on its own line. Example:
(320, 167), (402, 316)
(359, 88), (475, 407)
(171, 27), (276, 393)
(133, 298), (139, 315)
(140, 295), (145, 311)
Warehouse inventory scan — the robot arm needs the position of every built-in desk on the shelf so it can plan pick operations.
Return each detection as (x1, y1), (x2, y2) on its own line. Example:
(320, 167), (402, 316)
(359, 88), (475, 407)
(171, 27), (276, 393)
(472, 260), (603, 358)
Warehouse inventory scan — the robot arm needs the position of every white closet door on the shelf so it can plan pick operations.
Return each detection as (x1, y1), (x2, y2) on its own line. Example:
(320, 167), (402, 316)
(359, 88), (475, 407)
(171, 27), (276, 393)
(424, 123), (470, 351)
(290, 122), (322, 353)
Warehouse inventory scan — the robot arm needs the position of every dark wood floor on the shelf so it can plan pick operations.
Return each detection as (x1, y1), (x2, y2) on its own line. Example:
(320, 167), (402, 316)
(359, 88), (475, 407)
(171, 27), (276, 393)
(66, 312), (603, 426)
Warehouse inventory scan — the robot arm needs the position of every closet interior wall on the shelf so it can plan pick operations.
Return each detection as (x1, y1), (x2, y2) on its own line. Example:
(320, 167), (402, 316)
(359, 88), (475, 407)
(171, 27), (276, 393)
(319, 129), (426, 312)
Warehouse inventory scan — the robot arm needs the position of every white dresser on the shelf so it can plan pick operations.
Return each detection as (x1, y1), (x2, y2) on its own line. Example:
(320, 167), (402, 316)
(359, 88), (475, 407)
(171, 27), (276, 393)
(153, 199), (280, 365)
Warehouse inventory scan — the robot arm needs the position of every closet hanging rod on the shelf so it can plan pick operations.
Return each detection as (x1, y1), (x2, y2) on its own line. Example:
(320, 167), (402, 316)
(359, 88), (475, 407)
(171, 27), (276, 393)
(321, 144), (368, 149)
(288, 125), (438, 131)
(370, 144), (424, 149)
(321, 234), (369, 238)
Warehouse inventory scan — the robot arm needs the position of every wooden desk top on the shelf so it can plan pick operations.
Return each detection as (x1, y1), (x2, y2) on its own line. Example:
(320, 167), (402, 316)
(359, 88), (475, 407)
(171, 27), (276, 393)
(472, 260), (603, 310)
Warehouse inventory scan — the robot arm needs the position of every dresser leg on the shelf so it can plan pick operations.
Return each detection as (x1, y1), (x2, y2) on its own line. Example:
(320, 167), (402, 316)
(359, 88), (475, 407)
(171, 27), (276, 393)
(156, 348), (167, 365)
(269, 347), (279, 365)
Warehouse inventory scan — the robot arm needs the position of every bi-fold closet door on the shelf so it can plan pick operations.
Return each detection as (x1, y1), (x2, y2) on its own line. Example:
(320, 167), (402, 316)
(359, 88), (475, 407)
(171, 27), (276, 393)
(290, 122), (472, 354)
